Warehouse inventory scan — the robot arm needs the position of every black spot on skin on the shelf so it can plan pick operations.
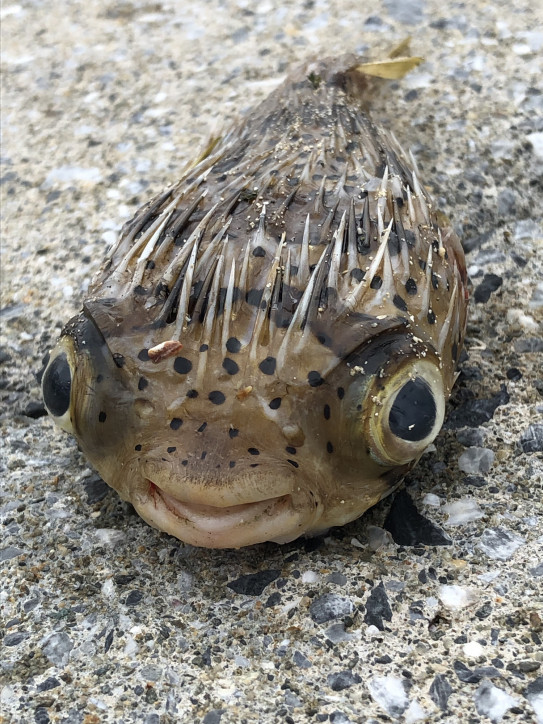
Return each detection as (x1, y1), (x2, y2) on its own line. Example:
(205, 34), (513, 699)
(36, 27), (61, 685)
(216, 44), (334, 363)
(209, 390), (225, 405)
(229, 428), (239, 438)
(96, 374), (103, 383)
(229, 461), (236, 468)
(134, 285), (147, 296)
(113, 353), (125, 368)
(350, 268), (365, 282)
(201, 451), (207, 460)
(370, 275), (382, 290)
(222, 358), (240, 375)
(187, 389), (198, 398)
(226, 337), (241, 354)
(174, 357), (192, 375)
(308, 371), (324, 387)
(246, 288), (264, 306)
(326, 441), (334, 453)
(197, 422), (207, 433)
(248, 448), (260, 455)
(135, 444), (142, 451)
(418, 258), (426, 271)
(393, 294), (408, 312)
(138, 349), (150, 362)
(337, 387), (345, 400)
(287, 459), (299, 468)
(323, 404), (330, 420)
(452, 342), (458, 362)
(99, 411), (107, 423)
(285, 446), (296, 454)
(146, 260), (155, 270)
(250, 463), (259, 468)
(316, 332), (332, 346)
(405, 278), (418, 295)
(199, 343), (209, 352)
(259, 356), (276, 375)
(269, 397), (281, 410)
(389, 377), (436, 442)
(182, 460), (188, 466)
(431, 272), (440, 290)
(170, 418), (183, 430)
(167, 446), (176, 453)
(138, 377), (148, 391)
(252, 246), (266, 257)
(427, 310), (436, 325)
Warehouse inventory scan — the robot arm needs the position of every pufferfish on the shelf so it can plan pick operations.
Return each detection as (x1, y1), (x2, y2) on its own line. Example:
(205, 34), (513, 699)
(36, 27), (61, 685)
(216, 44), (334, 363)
(41, 51), (468, 549)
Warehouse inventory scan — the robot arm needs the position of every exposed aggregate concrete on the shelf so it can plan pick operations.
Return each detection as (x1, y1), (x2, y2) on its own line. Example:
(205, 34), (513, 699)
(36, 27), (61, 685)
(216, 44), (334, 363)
(1, 0), (542, 722)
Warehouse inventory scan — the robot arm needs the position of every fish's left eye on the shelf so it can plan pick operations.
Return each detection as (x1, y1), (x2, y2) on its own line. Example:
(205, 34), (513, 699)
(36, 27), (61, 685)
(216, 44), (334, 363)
(366, 360), (445, 466)
(42, 348), (75, 433)
(388, 377), (437, 442)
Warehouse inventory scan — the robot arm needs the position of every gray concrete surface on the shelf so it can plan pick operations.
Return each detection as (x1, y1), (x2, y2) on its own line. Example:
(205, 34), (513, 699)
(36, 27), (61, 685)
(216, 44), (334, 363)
(1, 0), (542, 721)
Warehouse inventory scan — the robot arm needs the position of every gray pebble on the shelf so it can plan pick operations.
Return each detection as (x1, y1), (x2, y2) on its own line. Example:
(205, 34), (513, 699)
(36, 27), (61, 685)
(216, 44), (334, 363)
(477, 527), (525, 561)
(0, 546), (25, 562)
(458, 447), (495, 474)
(327, 670), (362, 691)
(457, 428), (486, 447)
(4, 631), (29, 647)
(519, 424), (543, 453)
(383, 0), (426, 25)
(309, 593), (354, 624)
(41, 632), (74, 667)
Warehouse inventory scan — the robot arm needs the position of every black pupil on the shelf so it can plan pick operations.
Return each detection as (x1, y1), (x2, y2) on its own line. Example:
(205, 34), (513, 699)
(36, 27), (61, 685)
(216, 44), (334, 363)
(43, 353), (71, 418)
(389, 377), (436, 442)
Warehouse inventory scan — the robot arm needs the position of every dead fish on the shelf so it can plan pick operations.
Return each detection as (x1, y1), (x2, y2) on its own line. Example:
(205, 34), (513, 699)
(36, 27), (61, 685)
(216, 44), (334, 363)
(41, 52), (468, 548)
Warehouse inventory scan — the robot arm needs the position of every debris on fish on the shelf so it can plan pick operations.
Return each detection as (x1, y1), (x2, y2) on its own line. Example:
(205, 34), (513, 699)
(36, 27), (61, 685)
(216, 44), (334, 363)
(41, 50), (468, 548)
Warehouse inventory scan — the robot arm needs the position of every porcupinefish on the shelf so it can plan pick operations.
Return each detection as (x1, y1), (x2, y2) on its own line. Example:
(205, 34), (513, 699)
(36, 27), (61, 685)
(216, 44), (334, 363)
(41, 52), (468, 548)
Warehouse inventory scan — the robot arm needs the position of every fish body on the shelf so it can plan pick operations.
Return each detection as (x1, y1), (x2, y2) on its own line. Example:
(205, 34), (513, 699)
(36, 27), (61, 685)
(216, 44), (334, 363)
(41, 54), (468, 548)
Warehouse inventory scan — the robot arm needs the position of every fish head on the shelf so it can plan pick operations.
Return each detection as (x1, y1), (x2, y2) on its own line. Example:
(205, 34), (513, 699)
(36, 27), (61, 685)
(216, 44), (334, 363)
(41, 292), (451, 548)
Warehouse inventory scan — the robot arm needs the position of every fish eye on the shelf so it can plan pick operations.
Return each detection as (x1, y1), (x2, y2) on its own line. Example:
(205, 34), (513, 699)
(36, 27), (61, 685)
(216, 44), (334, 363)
(388, 377), (437, 442)
(42, 348), (75, 433)
(365, 360), (445, 466)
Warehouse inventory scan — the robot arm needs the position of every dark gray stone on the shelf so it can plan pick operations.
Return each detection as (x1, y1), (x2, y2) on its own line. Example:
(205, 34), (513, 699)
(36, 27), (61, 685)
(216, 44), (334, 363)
(519, 424), (543, 453)
(327, 670), (361, 691)
(430, 674), (452, 711)
(364, 582), (392, 630)
(227, 569), (280, 596)
(384, 489), (451, 546)
(309, 593), (354, 624)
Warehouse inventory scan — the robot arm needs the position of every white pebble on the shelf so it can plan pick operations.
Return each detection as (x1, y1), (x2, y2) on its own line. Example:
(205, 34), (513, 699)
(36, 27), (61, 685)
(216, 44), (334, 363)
(43, 165), (103, 188)
(368, 675), (408, 719)
(438, 584), (476, 610)
(404, 700), (427, 723)
(422, 493), (441, 507)
(442, 498), (484, 526)
(475, 680), (518, 723)
(527, 132), (543, 160)
(506, 308), (539, 331)
(94, 528), (126, 546)
(458, 447), (495, 474)
(464, 641), (485, 658)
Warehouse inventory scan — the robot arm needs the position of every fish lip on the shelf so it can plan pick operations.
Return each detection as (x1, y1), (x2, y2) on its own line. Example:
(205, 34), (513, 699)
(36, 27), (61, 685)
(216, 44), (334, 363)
(134, 479), (312, 548)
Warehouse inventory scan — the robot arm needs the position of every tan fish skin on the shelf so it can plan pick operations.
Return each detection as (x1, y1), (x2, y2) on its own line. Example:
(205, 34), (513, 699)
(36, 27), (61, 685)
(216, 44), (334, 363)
(41, 53), (468, 548)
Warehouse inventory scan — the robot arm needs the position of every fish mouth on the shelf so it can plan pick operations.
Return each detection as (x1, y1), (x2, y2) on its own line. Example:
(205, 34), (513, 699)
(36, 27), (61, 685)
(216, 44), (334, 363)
(134, 480), (311, 548)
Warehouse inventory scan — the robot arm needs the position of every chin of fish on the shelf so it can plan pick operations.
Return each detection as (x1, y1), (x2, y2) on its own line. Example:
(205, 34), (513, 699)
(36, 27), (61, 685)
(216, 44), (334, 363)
(41, 51), (468, 549)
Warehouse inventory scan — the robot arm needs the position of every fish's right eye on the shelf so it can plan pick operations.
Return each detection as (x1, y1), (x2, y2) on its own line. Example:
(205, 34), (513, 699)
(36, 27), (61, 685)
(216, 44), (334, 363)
(42, 352), (74, 431)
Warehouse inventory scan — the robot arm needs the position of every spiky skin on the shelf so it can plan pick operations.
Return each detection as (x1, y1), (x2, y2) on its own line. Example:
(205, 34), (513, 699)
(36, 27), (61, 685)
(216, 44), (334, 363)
(42, 55), (468, 548)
